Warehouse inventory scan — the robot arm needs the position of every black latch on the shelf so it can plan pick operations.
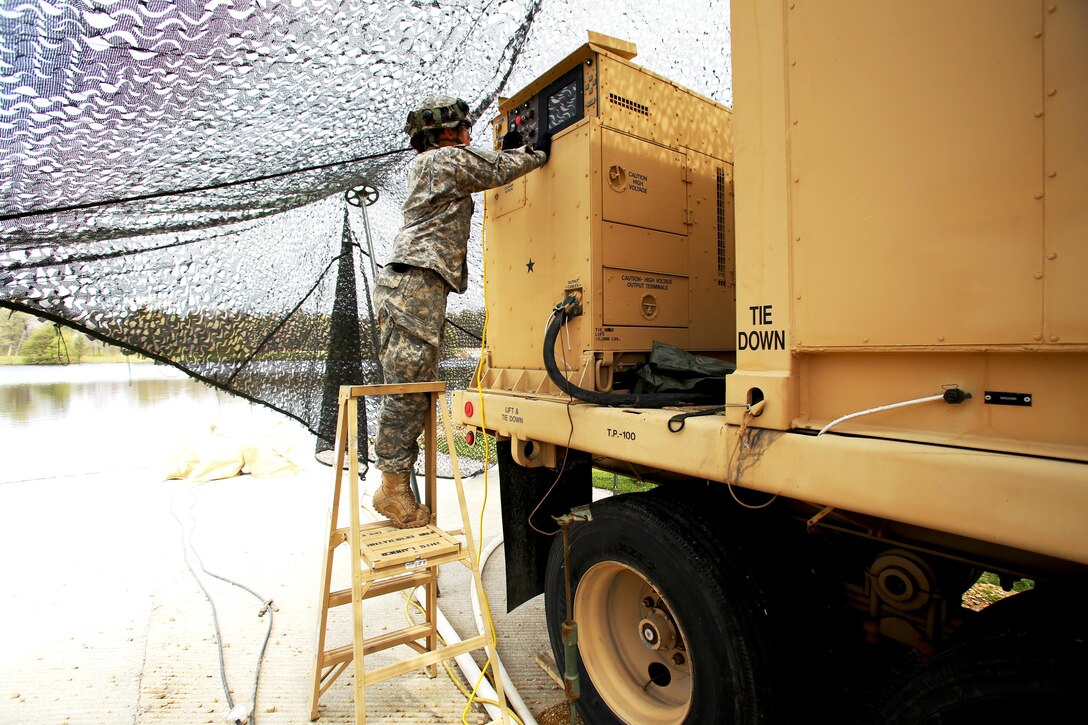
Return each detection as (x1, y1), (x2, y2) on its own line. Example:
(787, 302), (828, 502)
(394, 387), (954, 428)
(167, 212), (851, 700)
(942, 387), (972, 404)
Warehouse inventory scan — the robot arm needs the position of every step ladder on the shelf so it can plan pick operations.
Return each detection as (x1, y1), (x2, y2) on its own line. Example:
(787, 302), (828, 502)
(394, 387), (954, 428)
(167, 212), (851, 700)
(309, 382), (508, 723)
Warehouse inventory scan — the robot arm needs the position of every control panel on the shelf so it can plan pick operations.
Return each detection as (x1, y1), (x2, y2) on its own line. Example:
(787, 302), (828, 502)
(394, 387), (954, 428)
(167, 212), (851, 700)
(496, 64), (586, 147)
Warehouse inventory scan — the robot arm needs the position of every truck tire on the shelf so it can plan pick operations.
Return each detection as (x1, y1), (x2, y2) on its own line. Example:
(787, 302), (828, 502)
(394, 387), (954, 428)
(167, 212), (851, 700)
(544, 493), (775, 724)
(880, 628), (1087, 723)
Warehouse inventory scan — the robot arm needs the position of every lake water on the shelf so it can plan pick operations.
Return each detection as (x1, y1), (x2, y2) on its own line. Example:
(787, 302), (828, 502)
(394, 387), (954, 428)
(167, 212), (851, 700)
(0, 363), (314, 484)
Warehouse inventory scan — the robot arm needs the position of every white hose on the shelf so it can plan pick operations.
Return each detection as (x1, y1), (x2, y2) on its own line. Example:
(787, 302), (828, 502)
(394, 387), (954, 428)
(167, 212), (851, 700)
(357, 502), (524, 724)
(411, 533), (538, 725)
(475, 535), (538, 725)
(817, 393), (945, 436)
(412, 588), (505, 723)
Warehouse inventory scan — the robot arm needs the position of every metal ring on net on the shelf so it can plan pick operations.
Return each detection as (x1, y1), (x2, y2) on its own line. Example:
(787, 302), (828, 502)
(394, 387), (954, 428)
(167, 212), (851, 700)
(345, 184), (379, 207)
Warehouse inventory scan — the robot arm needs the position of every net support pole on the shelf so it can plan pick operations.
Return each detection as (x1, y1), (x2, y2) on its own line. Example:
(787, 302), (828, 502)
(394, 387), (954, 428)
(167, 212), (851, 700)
(316, 206), (366, 462)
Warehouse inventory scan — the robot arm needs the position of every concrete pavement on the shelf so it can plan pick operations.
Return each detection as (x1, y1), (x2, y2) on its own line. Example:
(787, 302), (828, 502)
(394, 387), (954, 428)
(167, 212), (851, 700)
(0, 456), (572, 724)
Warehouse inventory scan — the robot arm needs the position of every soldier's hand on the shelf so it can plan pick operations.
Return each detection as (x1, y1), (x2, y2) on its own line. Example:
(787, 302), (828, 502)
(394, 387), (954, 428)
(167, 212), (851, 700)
(534, 133), (552, 163)
(501, 129), (524, 150)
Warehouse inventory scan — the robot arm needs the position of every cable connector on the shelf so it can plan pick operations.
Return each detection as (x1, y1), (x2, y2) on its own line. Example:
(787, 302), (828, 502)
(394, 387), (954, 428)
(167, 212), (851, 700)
(258, 599), (278, 617)
(942, 386), (972, 404)
(552, 293), (583, 323)
(225, 703), (251, 725)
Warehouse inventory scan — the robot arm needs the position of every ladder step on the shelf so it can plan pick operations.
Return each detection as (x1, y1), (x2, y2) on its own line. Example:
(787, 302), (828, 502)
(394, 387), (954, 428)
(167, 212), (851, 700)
(360, 524), (462, 569)
(327, 570), (436, 608)
(363, 634), (492, 686)
(319, 622), (436, 669)
(360, 549), (471, 582)
(359, 523), (447, 548)
(330, 527), (350, 547)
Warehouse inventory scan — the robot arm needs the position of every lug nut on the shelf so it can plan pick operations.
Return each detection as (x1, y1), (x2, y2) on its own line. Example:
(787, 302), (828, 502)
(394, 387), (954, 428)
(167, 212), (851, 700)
(643, 597), (655, 608)
(672, 653), (685, 665)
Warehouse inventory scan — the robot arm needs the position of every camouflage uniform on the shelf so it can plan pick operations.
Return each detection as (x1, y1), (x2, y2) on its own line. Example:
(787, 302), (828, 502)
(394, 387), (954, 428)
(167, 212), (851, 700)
(375, 142), (546, 473)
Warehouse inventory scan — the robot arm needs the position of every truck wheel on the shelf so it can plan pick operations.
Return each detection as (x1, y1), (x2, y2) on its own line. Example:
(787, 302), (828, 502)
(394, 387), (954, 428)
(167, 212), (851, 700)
(880, 628), (1087, 723)
(544, 493), (774, 724)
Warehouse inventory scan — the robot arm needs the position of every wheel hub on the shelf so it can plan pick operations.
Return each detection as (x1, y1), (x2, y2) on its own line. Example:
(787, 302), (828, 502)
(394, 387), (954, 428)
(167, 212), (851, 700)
(575, 561), (693, 724)
(639, 608), (677, 651)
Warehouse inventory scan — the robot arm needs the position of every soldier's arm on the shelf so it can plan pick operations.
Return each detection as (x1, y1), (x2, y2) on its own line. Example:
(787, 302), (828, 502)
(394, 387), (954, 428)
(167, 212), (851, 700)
(434, 145), (546, 198)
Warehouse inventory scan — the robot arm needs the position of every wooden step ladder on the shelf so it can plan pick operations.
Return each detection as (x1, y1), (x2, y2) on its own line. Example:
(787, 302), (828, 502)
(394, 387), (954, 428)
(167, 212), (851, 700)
(309, 382), (508, 723)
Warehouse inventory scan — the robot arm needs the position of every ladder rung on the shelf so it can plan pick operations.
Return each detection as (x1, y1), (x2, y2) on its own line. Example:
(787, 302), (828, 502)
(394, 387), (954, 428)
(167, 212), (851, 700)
(365, 539), (457, 567)
(360, 524), (444, 549)
(360, 548), (470, 581)
(327, 570), (436, 608)
(363, 570), (436, 599)
(362, 622), (434, 656)
(330, 527), (349, 547)
(364, 634), (492, 686)
(328, 588), (352, 609)
(318, 643), (353, 669)
(319, 621), (437, 670)
(362, 529), (462, 569)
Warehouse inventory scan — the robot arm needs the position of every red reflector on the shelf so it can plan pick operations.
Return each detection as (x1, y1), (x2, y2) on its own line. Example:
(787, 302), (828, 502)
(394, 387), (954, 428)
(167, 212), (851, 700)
(515, 115), (523, 125)
(465, 401), (474, 418)
(465, 431), (475, 446)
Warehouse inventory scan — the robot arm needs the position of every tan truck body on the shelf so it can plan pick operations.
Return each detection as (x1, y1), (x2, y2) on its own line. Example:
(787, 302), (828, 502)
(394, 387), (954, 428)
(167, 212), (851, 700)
(453, 6), (1088, 720)
(457, 6), (1088, 570)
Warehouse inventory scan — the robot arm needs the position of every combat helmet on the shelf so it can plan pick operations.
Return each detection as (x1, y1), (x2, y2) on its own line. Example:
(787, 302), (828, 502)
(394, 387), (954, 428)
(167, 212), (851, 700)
(404, 95), (474, 137)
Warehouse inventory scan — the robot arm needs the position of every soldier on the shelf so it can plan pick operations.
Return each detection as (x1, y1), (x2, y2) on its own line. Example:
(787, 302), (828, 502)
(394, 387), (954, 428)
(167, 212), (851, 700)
(373, 95), (549, 528)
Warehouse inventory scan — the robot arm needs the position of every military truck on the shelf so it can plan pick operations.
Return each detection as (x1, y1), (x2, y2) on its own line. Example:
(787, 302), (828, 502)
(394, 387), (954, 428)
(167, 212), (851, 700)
(454, 4), (1088, 722)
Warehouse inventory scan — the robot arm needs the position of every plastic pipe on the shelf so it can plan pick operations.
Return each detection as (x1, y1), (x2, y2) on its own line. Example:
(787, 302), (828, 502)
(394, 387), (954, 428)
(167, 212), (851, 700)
(412, 588), (506, 723)
(365, 489), (536, 723)
(475, 536), (538, 725)
(358, 505), (516, 723)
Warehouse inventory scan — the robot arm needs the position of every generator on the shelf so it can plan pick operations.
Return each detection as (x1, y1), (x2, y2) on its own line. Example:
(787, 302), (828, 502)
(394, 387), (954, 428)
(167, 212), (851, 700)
(480, 32), (735, 396)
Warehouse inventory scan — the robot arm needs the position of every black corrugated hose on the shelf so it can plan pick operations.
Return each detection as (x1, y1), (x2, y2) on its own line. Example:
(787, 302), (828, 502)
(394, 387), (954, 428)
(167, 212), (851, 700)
(542, 296), (720, 408)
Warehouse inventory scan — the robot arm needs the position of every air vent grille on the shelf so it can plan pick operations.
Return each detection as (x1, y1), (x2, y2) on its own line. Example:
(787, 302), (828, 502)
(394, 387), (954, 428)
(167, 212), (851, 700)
(716, 167), (727, 281)
(608, 93), (649, 116)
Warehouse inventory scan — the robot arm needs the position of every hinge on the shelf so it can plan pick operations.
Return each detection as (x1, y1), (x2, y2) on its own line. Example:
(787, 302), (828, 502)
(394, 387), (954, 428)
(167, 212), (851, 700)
(681, 165), (693, 183)
(683, 208), (695, 226)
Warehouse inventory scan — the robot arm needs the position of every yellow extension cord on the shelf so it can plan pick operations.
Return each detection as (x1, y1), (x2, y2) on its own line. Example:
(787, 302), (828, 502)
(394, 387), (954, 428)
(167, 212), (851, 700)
(464, 213), (507, 724)
(401, 591), (524, 725)
(364, 210), (515, 722)
(394, 214), (514, 725)
(401, 211), (515, 725)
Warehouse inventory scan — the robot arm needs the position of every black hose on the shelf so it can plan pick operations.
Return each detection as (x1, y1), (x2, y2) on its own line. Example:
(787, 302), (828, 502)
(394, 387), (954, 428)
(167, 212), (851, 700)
(542, 309), (720, 408)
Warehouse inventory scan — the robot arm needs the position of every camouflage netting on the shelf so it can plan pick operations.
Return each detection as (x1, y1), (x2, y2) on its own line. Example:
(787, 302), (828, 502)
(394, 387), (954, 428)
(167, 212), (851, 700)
(0, 0), (731, 476)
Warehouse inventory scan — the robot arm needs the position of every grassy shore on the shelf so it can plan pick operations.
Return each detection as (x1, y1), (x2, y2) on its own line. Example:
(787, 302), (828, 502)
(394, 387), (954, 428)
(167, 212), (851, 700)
(0, 354), (153, 366)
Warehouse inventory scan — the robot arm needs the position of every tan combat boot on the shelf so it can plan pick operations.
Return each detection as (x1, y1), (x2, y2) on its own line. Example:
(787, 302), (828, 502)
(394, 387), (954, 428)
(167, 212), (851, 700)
(373, 471), (431, 529)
